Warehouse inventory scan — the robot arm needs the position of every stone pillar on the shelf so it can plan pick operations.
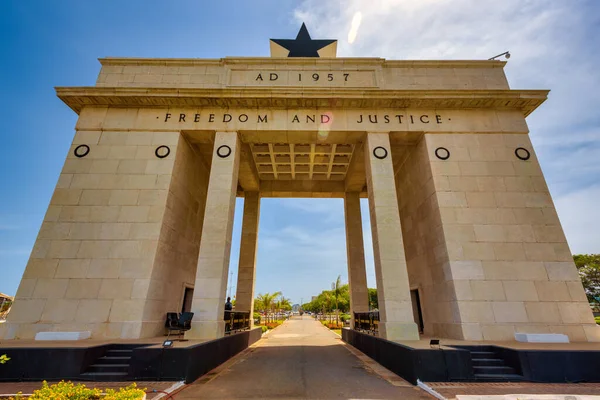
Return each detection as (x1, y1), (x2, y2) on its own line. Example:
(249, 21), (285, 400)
(344, 192), (369, 328)
(186, 131), (240, 340)
(364, 132), (420, 341)
(234, 192), (260, 327)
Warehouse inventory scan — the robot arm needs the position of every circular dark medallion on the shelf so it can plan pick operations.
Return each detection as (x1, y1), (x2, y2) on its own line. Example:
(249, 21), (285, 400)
(217, 145), (232, 158)
(373, 146), (388, 159)
(74, 144), (90, 158)
(435, 147), (450, 160)
(155, 145), (170, 159)
(515, 147), (531, 161)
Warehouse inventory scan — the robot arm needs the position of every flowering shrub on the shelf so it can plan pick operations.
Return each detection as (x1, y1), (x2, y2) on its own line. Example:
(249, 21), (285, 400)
(261, 325), (268, 333)
(0, 354), (9, 364)
(9, 381), (145, 400)
(265, 321), (282, 330)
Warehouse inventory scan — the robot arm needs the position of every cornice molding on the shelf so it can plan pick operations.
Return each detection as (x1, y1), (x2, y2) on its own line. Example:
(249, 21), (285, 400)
(56, 87), (548, 116)
(99, 57), (507, 68)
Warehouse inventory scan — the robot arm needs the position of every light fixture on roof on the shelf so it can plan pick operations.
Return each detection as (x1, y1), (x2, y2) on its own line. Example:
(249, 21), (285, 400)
(488, 51), (511, 61)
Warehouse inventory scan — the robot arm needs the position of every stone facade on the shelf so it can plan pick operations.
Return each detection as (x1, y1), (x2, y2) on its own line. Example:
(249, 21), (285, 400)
(3, 55), (597, 342)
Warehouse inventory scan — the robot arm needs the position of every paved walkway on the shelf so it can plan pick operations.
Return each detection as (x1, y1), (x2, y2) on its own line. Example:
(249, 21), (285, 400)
(177, 316), (432, 399)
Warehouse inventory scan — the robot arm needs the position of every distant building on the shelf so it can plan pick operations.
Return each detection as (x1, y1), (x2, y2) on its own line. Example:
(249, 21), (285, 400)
(292, 304), (300, 312)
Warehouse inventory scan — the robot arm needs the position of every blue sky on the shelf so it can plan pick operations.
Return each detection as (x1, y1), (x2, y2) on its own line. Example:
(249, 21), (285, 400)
(1, 1), (600, 305)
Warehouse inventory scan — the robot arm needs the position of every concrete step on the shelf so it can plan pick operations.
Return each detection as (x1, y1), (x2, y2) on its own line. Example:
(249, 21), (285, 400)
(470, 351), (496, 358)
(96, 356), (131, 364)
(472, 358), (504, 367)
(474, 365), (516, 375)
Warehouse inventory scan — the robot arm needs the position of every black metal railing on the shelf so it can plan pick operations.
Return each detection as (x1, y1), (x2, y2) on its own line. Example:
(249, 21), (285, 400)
(353, 311), (379, 335)
(224, 310), (251, 334)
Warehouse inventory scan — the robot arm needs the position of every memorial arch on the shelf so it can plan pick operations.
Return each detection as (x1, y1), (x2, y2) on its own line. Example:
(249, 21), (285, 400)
(3, 28), (599, 344)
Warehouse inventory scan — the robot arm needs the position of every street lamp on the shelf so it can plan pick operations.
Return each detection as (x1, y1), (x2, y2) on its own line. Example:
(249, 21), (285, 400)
(488, 51), (511, 61)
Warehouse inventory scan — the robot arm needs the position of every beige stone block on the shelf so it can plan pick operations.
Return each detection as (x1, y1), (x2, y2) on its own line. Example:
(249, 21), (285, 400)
(72, 130), (102, 145)
(76, 299), (112, 323)
(451, 281), (473, 300)
(137, 190), (167, 206)
(109, 190), (140, 205)
(30, 239), (51, 258)
(481, 324), (515, 341)
(492, 243), (526, 261)
(77, 240), (112, 259)
(437, 192), (467, 207)
(471, 281), (505, 301)
(474, 225), (504, 242)
(40, 299), (79, 323)
(476, 177), (506, 192)
(90, 160), (120, 174)
(99, 131), (128, 145)
(6, 299), (45, 322)
(524, 302), (560, 323)
(502, 281), (538, 301)
(483, 261), (548, 281)
(145, 159), (175, 175)
(462, 242), (495, 260)
(46, 240), (81, 258)
(535, 281), (571, 301)
(99, 279), (134, 299)
(32, 279), (69, 299)
(129, 223), (161, 239)
(89, 206), (121, 222)
(120, 259), (152, 279)
(79, 190), (112, 206)
(566, 281), (589, 302)
(442, 225), (476, 242)
(494, 192), (525, 208)
(109, 299), (145, 322)
(549, 325), (587, 342)
(449, 261), (484, 280)
(558, 302), (595, 324)
(583, 325), (600, 342)
(466, 192), (496, 207)
(15, 279), (37, 299)
(56, 174), (73, 189)
(492, 301), (528, 323)
(55, 259), (92, 278)
(117, 160), (148, 174)
(87, 259), (121, 279)
(38, 222), (71, 240)
(459, 323), (483, 341)
(65, 278), (102, 299)
(524, 193), (553, 208)
(532, 225), (567, 243)
(44, 206), (62, 222)
(524, 243), (556, 261)
(545, 262), (579, 281)
(23, 259), (59, 279)
(457, 301), (495, 323)
(118, 206), (150, 222)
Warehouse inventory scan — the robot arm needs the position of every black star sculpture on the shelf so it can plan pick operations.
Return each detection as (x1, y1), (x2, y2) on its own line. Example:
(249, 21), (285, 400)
(270, 23), (337, 57)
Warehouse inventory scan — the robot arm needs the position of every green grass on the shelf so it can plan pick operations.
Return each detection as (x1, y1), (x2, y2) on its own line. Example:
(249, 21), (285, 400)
(332, 329), (342, 336)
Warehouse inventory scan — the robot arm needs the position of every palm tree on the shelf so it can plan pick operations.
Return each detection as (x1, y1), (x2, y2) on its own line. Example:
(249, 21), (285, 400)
(254, 292), (281, 313)
(332, 275), (342, 325)
(279, 296), (292, 311)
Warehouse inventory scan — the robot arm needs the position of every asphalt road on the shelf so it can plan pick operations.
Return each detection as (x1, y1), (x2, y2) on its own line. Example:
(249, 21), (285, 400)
(177, 317), (432, 399)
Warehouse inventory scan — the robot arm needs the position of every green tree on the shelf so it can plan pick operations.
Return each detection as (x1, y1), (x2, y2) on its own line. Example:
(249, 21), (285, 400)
(254, 291), (282, 313)
(368, 288), (378, 310)
(574, 254), (600, 303)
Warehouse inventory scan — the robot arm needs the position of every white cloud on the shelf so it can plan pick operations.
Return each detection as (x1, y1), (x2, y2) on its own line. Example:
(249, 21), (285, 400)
(293, 0), (600, 252)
